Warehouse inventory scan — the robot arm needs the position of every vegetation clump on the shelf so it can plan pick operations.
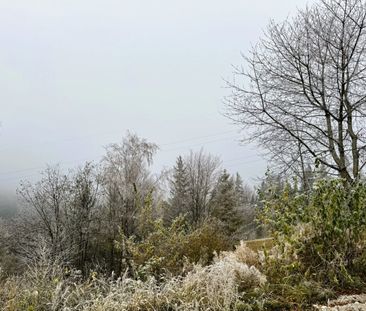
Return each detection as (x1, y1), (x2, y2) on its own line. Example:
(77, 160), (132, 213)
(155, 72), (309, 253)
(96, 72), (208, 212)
(0, 244), (266, 311)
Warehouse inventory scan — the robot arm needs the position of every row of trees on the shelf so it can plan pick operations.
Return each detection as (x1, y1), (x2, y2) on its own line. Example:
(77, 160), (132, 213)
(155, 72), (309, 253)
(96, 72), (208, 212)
(166, 154), (254, 228)
(1, 133), (259, 275)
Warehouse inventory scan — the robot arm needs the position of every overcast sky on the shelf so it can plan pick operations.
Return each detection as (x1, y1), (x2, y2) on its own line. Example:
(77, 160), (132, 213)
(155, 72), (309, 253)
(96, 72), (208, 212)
(0, 0), (313, 197)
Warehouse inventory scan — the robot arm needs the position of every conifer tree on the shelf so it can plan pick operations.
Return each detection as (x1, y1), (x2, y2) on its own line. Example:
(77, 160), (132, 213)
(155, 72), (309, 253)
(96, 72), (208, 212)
(234, 173), (255, 205)
(210, 170), (243, 236)
(166, 156), (190, 223)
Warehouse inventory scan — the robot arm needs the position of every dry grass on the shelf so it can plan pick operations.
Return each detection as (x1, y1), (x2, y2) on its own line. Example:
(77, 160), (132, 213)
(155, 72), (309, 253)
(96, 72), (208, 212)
(245, 238), (274, 252)
(0, 242), (266, 311)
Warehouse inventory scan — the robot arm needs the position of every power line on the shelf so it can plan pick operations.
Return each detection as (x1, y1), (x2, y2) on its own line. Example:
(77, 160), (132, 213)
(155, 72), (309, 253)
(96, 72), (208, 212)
(160, 136), (241, 152)
(0, 130), (239, 154)
(0, 157), (91, 178)
(0, 130), (242, 176)
(0, 155), (266, 183)
(0, 130), (119, 153)
(159, 130), (237, 147)
(224, 158), (265, 168)
(0, 130), (263, 181)
(223, 154), (263, 164)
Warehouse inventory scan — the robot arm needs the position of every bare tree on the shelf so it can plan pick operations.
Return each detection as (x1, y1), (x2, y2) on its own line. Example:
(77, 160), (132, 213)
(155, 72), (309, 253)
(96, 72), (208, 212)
(225, 0), (366, 184)
(17, 166), (71, 258)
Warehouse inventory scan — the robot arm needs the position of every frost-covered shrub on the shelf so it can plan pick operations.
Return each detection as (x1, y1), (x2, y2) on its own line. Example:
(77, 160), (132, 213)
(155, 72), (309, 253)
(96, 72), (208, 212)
(177, 251), (266, 310)
(126, 217), (232, 279)
(0, 245), (72, 311)
(0, 241), (266, 311)
(221, 241), (260, 268)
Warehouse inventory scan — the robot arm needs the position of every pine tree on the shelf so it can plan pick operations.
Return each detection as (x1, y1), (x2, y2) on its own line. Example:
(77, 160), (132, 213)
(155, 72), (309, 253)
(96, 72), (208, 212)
(257, 169), (286, 201)
(234, 173), (255, 205)
(210, 170), (243, 237)
(233, 172), (258, 239)
(166, 156), (190, 223)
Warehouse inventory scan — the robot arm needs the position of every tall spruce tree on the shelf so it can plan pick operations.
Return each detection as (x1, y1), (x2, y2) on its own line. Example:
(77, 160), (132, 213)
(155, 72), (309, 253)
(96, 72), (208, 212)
(234, 173), (255, 205)
(166, 156), (190, 223)
(210, 170), (243, 237)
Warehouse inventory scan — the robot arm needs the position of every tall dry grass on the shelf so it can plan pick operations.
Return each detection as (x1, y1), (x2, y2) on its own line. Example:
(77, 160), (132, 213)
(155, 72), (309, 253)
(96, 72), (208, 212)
(0, 242), (265, 311)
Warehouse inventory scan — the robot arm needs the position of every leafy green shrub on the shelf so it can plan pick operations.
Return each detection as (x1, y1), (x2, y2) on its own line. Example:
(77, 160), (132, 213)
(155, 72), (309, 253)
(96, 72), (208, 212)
(126, 216), (232, 279)
(260, 179), (366, 289)
(184, 218), (232, 265)
(126, 216), (189, 278)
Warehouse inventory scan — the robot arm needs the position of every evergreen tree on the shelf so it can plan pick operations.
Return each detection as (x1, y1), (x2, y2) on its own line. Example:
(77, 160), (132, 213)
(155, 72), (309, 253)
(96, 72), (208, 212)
(166, 156), (190, 223)
(234, 173), (255, 205)
(257, 169), (286, 201)
(210, 170), (243, 237)
(233, 173), (258, 239)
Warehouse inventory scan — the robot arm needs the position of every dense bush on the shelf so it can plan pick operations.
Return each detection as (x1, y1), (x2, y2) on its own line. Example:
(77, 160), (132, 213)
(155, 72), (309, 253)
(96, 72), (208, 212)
(123, 216), (232, 279)
(260, 179), (366, 299)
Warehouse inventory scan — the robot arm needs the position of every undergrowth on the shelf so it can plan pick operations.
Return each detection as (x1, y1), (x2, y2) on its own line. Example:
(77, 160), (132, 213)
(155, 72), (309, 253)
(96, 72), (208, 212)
(0, 242), (266, 311)
(1, 179), (366, 310)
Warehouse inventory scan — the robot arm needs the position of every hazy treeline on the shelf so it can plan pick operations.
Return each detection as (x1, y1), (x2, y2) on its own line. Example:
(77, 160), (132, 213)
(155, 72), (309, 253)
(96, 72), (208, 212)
(0, 132), (263, 277)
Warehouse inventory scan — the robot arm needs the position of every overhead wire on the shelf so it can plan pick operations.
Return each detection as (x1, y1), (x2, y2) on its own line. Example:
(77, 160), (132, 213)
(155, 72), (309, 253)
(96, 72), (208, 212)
(0, 129), (238, 154)
(0, 129), (265, 182)
(0, 156), (266, 183)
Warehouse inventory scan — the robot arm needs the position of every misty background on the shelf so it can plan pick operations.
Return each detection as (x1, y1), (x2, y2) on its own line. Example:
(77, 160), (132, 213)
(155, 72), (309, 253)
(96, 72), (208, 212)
(0, 0), (311, 216)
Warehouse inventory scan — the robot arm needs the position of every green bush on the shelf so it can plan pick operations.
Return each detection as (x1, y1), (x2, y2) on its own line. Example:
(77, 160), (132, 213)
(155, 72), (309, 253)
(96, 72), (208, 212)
(124, 216), (232, 279)
(260, 179), (366, 289)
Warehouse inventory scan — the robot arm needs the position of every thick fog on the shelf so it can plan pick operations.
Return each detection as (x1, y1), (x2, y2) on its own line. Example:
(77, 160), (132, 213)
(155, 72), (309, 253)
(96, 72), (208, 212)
(0, 0), (312, 215)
